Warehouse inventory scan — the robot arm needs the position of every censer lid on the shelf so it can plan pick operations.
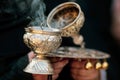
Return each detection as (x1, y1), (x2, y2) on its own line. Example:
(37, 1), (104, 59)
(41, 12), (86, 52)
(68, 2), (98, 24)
(25, 26), (61, 35)
(47, 2), (82, 30)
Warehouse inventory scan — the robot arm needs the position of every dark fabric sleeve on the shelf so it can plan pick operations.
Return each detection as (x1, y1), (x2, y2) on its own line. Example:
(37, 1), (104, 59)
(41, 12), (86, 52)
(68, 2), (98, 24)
(0, 55), (33, 80)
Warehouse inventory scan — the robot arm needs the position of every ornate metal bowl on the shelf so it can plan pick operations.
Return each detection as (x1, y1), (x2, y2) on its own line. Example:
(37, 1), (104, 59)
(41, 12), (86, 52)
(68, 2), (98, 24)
(23, 27), (62, 54)
(47, 2), (85, 37)
(23, 27), (62, 74)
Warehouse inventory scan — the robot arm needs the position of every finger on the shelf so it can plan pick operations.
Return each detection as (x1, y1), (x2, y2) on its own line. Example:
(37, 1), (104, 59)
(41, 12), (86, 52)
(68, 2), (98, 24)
(70, 68), (79, 75)
(28, 51), (36, 62)
(71, 73), (77, 80)
(70, 59), (87, 69)
(75, 76), (98, 80)
(49, 57), (63, 63)
(51, 59), (69, 80)
(71, 68), (100, 80)
(74, 73), (100, 80)
(78, 69), (99, 77)
(71, 68), (99, 76)
(52, 74), (59, 80)
(52, 59), (69, 69)
(53, 67), (62, 74)
(32, 74), (47, 80)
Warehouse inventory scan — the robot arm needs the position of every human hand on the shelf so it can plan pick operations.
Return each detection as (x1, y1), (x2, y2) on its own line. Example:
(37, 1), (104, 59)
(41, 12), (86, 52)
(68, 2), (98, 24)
(70, 59), (100, 80)
(27, 51), (36, 62)
(50, 57), (69, 80)
(27, 51), (46, 80)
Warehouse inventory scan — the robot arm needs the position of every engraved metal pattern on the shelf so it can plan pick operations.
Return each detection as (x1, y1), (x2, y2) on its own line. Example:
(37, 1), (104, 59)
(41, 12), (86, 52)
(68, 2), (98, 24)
(24, 57), (53, 74)
(23, 27), (62, 54)
(23, 27), (62, 74)
(47, 2), (85, 37)
(46, 47), (110, 59)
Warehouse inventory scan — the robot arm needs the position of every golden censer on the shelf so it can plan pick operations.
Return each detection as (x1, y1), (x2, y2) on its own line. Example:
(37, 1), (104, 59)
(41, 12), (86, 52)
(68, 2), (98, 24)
(23, 27), (62, 74)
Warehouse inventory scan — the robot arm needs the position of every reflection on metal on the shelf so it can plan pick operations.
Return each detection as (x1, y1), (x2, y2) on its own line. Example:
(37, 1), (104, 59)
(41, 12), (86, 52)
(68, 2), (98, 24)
(95, 61), (102, 70)
(46, 47), (110, 59)
(102, 59), (109, 69)
(23, 27), (61, 74)
(47, 2), (85, 46)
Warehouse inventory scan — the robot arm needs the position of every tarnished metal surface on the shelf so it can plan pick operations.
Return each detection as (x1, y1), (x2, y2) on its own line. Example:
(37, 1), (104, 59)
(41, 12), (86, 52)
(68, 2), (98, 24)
(46, 47), (110, 59)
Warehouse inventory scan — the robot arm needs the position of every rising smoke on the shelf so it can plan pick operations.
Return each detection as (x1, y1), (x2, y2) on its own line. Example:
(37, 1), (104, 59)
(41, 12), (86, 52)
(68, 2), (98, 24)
(29, 0), (47, 27)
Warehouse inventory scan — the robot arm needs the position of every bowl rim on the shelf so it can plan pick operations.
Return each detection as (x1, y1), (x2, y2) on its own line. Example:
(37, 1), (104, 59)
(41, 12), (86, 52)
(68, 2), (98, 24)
(47, 2), (83, 30)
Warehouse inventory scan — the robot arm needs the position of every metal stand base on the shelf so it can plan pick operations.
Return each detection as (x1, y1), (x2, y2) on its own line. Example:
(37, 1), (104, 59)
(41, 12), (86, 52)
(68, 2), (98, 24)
(24, 57), (53, 74)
